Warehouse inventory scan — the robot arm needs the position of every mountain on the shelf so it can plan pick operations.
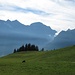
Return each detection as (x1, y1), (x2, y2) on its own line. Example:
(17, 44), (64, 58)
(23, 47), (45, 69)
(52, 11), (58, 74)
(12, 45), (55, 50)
(45, 29), (75, 50)
(0, 20), (56, 56)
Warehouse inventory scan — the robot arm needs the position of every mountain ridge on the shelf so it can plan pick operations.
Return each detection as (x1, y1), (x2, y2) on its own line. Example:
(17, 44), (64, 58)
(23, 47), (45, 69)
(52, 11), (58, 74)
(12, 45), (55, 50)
(0, 19), (56, 56)
(45, 29), (75, 50)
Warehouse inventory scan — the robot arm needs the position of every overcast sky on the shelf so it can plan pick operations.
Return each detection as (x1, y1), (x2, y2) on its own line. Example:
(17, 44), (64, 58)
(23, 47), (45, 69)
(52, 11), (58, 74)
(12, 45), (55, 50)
(0, 0), (75, 32)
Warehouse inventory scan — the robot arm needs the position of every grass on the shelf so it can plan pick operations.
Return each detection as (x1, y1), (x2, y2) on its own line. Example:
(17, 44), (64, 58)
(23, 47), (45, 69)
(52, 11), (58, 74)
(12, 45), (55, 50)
(0, 45), (75, 75)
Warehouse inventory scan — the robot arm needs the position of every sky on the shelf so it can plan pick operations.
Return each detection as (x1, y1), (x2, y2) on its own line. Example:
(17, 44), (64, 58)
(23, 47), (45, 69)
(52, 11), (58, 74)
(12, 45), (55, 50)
(0, 0), (75, 32)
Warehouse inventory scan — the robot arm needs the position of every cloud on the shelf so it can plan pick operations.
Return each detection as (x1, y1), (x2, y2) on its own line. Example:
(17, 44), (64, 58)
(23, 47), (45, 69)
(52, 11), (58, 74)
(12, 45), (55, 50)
(0, 0), (75, 32)
(0, 3), (51, 16)
(64, 0), (75, 2)
(57, 0), (75, 7)
(14, 7), (50, 16)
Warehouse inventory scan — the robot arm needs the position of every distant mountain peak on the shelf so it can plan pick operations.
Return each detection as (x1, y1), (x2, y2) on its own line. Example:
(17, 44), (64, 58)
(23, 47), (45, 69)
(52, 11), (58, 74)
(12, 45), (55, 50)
(30, 22), (52, 29)
(12, 20), (19, 22)
(31, 22), (43, 24)
(67, 29), (71, 31)
(6, 19), (21, 24)
(6, 19), (11, 23)
(7, 19), (11, 21)
(45, 29), (75, 50)
(0, 20), (5, 23)
(12, 20), (24, 25)
(30, 22), (45, 26)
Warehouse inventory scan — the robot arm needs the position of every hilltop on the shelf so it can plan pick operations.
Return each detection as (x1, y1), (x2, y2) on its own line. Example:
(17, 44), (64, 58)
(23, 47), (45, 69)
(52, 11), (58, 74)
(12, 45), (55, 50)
(0, 45), (75, 75)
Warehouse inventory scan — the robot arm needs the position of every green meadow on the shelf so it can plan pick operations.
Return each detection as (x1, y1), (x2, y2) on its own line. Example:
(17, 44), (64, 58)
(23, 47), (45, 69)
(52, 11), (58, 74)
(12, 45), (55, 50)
(0, 45), (75, 75)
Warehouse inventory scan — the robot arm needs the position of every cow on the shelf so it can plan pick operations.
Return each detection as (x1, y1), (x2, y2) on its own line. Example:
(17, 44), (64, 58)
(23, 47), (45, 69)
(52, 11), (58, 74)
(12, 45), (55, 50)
(22, 60), (26, 63)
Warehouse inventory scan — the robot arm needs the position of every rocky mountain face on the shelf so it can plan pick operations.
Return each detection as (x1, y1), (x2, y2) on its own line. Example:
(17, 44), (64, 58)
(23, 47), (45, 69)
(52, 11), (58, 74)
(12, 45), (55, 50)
(0, 20), (56, 56)
(45, 29), (75, 50)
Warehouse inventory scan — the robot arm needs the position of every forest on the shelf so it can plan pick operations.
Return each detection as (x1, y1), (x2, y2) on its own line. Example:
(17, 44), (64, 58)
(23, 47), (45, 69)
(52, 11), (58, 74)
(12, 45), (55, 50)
(13, 43), (40, 53)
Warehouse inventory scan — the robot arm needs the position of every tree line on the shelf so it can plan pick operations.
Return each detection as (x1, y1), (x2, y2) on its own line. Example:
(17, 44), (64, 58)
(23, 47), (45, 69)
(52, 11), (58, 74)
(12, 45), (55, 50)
(13, 43), (39, 53)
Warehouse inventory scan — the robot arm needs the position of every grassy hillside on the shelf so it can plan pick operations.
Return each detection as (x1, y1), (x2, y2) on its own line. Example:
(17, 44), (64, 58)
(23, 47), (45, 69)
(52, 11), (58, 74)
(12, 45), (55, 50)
(0, 45), (75, 75)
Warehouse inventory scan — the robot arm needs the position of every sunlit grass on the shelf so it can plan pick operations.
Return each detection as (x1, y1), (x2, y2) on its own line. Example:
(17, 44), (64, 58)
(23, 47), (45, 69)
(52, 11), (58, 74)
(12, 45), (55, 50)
(0, 46), (75, 75)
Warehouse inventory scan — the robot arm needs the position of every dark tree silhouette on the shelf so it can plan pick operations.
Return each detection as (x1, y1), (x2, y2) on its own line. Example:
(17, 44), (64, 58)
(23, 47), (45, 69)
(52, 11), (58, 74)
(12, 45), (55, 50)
(41, 48), (44, 51)
(31, 44), (36, 51)
(13, 49), (17, 53)
(35, 46), (39, 51)
(13, 43), (39, 53)
(27, 43), (31, 51)
(25, 44), (28, 51)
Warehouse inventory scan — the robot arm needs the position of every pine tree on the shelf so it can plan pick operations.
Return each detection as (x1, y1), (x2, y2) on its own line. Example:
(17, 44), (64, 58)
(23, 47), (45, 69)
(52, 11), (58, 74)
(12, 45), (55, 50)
(13, 43), (39, 53)
(27, 43), (31, 51)
(13, 49), (17, 53)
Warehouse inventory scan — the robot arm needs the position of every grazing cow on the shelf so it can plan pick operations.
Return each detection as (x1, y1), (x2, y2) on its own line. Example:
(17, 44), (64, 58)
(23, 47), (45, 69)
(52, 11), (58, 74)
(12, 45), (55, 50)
(22, 60), (26, 63)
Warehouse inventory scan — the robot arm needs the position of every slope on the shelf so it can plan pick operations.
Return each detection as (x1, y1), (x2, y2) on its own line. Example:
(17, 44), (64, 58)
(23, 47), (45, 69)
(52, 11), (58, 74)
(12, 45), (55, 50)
(45, 29), (75, 50)
(0, 46), (75, 75)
